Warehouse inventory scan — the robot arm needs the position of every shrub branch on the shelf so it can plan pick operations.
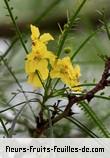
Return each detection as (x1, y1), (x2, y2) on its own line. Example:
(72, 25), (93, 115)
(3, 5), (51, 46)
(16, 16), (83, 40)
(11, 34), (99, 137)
(35, 56), (110, 137)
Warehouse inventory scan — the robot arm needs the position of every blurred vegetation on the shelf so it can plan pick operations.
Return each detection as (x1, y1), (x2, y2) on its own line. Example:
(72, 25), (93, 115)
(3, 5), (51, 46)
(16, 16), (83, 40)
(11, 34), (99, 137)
(0, 0), (110, 138)
(0, 0), (110, 35)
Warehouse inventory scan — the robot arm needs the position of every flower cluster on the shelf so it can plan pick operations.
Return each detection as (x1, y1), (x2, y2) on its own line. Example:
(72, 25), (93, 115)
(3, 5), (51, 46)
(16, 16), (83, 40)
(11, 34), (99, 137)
(25, 25), (82, 91)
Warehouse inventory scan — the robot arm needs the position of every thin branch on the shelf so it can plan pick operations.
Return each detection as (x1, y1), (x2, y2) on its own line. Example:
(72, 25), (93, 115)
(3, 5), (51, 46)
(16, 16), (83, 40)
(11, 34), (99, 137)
(35, 56), (110, 136)
(4, 0), (28, 54)
(57, 0), (87, 57)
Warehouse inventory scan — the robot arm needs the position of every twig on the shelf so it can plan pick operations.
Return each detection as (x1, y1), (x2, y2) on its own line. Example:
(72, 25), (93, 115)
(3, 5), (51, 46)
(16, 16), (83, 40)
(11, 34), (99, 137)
(35, 56), (110, 136)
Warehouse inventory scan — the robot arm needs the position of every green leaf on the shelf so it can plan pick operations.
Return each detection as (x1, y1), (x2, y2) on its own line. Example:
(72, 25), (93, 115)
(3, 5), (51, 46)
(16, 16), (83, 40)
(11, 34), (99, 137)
(0, 117), (9, 137)
(71, 31), (96, 60)
(8, 103), (27, 138)
(57, 0), (87, 57)
(66, 116), (99, 138)
(79, 101), (110, 137)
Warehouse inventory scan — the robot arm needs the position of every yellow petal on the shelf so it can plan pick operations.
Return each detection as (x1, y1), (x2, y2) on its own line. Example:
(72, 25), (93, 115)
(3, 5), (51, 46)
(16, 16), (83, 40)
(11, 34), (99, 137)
(25, 59), (37, 74)
(50, 59), (62, 78)
(50, 69), (61, 79)
(40, 33), (54, 43)
(36, 59), (49, 80)
(60, 74), (70, 85)
(30, 25), (40, 41)
(32, 41), (48, 56)
(74, 65), (81, 77)
(36, 42), (47, 54)
(46, 51), (56, 66)
(50, 56), (82, 91)
(28, 73), (43, 87)
(26, 51), (35, 60)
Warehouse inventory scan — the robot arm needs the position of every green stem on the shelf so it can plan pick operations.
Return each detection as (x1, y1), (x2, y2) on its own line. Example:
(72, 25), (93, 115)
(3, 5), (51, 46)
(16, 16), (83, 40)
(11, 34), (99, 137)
(3, 38), (18, 58)
(71, 31), (97, 60)
(80, 101), (110, 137)
(8, 103), (27, 138)
(4, 0), (28, 54)
(0, 56), (35, 117)
(0, 117), (9, 137)
(103, 11), (110, 41)
(36, 71), (45, 89)
(0, 99), (40, 114)
(50, 79), (60, 97)
(47, 107), (54, 138)
(51, 0), (87, 90)
(57, 0), (87, 57)
(66, 116), (98, 138)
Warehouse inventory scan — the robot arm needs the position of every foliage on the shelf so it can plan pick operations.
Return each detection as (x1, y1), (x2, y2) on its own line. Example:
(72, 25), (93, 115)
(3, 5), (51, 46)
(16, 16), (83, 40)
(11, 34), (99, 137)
(0, 0), (110, 138)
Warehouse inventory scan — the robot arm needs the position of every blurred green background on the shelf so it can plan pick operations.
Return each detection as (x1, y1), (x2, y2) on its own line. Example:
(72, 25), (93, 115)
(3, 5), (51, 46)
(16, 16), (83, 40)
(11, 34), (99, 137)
(0, 0), (110, 137)
(0, 0), (110, 35)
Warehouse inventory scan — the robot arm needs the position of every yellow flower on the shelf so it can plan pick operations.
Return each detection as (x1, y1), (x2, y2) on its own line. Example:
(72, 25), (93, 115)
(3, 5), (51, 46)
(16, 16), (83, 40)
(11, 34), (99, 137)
(25, 47), (49, 75)
(30, 24), (54, 45)
(25, 25), (82, 90)
(50, 57), (82, 91)
(25, 25), (56, 88)
(25, 50), (49, 87)
(25, 44), (56, 74)
(27, 72), (43, 88)
(45, 51), (56, 66)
